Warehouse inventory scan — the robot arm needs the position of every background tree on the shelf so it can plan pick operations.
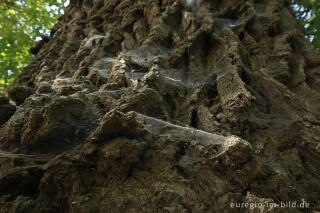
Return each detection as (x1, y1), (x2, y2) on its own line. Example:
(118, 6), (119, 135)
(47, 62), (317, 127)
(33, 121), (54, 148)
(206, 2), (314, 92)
(0, 0), (67, 93)
(293, 0), (320, 50)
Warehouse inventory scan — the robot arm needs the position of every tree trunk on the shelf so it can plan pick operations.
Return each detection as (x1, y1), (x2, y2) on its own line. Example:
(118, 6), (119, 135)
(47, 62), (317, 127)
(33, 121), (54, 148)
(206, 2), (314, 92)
(1, 0), (320, 212)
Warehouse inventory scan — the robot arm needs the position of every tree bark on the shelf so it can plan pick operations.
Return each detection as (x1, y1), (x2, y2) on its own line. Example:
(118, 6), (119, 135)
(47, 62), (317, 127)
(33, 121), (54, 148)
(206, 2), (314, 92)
(1, 0), (320, 212)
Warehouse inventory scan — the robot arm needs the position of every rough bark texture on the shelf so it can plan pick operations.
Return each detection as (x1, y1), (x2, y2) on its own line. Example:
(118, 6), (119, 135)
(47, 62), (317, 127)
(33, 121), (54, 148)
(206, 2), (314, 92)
(1, 0), (320, 212)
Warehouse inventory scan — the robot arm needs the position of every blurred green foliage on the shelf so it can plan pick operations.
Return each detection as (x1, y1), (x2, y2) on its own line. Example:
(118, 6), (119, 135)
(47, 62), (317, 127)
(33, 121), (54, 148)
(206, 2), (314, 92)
(293, 0), (320, 50)
(0, 0), (66, 93)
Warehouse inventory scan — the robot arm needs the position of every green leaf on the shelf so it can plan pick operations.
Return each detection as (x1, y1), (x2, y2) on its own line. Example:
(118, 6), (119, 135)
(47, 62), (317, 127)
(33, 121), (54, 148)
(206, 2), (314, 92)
(0, 0), (67, 92)
(293, 0), (320, 50)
